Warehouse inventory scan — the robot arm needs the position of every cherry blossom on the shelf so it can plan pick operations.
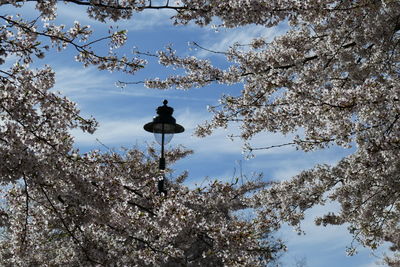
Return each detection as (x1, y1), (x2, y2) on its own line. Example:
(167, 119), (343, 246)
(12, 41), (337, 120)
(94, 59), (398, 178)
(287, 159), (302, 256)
(0, 1), (285, 265)
(3, 0), (400, 265)
(144, 0), (400, 264)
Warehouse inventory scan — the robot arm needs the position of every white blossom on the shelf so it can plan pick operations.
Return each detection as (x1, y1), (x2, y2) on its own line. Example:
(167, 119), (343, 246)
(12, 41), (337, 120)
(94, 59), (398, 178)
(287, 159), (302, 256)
(2, 0), (400, 265)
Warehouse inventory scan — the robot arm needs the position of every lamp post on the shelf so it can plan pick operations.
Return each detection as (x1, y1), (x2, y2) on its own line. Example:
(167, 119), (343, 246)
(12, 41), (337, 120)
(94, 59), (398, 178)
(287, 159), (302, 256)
(144, 100), (184, 194)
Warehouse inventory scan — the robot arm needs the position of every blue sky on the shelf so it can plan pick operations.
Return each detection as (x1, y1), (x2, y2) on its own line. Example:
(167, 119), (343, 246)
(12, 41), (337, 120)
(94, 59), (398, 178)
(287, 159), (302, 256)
(4, 3), (389, 266)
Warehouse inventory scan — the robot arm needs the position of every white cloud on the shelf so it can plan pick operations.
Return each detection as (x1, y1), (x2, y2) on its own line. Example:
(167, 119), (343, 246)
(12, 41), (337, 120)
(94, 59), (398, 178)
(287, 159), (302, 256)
(267, 149), (350, 181)
(53, 66), (112, 96)
(70, 106), (328, 160)
(57, 3), (175, 32)
(69, 107), (276, 156)
(173, 108), (299, 156)
(71, 109), (237, 153)
(119, 9), (175, 31)
(56, 4), (99, 26)
(71, 117), (151, 148)
(195, 23), (288, 58)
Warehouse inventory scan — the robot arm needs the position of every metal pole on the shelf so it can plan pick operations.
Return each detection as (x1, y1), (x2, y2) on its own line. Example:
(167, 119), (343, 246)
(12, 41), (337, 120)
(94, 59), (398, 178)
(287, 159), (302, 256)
(158, 123), (166, 194)
(161, 123), (165, 162)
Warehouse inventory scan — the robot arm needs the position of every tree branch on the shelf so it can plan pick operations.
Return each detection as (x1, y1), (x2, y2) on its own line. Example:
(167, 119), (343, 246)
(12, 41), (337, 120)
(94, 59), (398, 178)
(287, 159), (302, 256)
(40, 186), (104, 265)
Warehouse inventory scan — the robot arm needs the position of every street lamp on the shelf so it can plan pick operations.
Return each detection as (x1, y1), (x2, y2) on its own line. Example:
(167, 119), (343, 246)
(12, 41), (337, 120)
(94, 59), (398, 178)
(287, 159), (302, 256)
(144, 100), (184, 194)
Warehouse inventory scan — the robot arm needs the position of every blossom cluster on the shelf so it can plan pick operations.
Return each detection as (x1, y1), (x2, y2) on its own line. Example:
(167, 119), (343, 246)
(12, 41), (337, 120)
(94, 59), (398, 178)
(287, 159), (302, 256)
(0, 146), (284, 265)
(0, 1), (285, 265)
(142, 0), (400, 264)
(2, 0), (400, 265)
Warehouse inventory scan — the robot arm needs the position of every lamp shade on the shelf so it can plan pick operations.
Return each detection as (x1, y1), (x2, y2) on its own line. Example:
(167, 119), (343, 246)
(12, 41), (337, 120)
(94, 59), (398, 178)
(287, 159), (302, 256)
(143, 100), (185, 135)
